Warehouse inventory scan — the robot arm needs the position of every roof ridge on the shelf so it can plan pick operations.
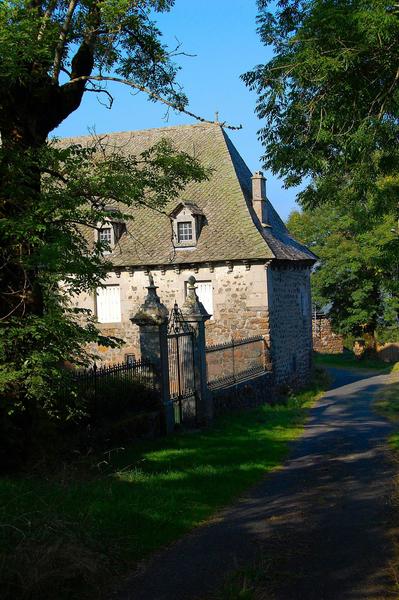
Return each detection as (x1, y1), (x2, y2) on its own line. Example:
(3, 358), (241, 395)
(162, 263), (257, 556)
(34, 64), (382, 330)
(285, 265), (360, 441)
(54, 121), (221, 143)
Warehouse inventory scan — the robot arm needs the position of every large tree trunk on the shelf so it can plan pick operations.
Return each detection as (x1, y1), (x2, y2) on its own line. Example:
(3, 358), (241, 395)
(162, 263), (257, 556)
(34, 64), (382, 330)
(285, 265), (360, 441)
(0, 44), (94, 321)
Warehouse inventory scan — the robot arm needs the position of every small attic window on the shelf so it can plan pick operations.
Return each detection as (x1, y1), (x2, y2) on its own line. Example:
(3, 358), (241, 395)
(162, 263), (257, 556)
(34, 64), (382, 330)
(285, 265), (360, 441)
(99, 226), (112, 244)
(96, 206), (126, 253)
(177, 222), (193, 242)
(169, 202), (205, 249)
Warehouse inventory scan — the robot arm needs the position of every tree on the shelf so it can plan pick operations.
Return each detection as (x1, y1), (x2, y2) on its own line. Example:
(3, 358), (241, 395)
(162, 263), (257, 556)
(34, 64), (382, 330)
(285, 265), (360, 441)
(243, 0), (399, 221)
(287, 207), (399, 344)
(0, 1), (209, 431)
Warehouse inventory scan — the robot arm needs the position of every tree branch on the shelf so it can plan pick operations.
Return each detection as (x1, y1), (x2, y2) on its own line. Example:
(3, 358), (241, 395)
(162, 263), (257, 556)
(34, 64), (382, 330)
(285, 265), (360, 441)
(37, 0), (57, 41)
(52, 0), (79, 82)
(63, 75), (243, 130)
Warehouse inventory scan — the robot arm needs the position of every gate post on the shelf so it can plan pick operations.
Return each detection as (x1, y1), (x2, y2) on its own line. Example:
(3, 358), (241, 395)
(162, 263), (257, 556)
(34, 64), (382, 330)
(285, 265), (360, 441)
(182, 276), (213, 424)
(130, 274), (174, 434)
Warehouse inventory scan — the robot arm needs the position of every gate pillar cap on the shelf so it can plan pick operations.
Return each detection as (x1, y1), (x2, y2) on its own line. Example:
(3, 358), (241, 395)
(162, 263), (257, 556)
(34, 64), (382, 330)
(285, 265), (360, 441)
(182, 275), (210, 322)
(130, 274), (168, 326)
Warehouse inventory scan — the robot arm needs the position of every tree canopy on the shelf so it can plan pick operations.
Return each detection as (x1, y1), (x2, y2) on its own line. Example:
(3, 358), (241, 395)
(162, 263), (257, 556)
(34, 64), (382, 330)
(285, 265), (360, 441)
(0, 1), (208, 434)
(0, 0), (190, 148)
(243, 0), (399, 219)
(287, 207), (399, 342)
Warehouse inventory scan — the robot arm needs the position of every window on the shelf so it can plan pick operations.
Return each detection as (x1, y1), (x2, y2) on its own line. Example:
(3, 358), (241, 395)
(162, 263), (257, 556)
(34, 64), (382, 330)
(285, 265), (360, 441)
(99, 227), (112, 244)
(96, 285), (121, 323)
(170, 202), (205, 248)
(300, 286), (309, 317)
(186, 280), (214, 317)
(125, 353), (136, 365)
(177, 221), (193, 242)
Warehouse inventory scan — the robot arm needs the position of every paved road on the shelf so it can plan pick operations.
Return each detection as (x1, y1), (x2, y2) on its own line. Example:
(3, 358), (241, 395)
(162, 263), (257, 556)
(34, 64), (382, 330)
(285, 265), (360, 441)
(117, 368), (395, 600)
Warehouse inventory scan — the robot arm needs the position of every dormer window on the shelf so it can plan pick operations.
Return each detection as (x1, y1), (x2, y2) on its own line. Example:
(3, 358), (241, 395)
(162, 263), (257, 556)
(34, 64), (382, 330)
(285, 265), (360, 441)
(99, 226), (113, 244)
(177, 222), (193, 242)
(169, 202), (205, 249)
(96, 207), (126, 254)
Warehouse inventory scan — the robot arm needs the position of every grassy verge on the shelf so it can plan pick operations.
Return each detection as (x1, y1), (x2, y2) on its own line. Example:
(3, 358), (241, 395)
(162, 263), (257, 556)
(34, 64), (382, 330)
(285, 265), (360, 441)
(374, 363), (399, 436)
(314, 351), (394, 371)
(372, 363), (399, 595)
(0, 369), (329, 600)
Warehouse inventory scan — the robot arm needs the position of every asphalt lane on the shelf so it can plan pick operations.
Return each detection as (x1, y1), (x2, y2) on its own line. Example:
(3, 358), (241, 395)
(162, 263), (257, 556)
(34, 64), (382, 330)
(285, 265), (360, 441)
(116, 367), (395, 600)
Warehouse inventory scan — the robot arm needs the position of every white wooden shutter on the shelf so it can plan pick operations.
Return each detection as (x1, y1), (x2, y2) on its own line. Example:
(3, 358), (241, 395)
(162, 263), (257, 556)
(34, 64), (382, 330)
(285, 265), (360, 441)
(96, 285), (121, 323)
(196, 281), (213, 317)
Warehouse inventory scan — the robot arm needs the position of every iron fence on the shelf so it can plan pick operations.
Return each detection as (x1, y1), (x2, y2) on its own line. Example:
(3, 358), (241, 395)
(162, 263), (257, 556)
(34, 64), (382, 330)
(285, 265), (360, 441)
(67, 359), (161, 421)
(206, 335), (268, 389)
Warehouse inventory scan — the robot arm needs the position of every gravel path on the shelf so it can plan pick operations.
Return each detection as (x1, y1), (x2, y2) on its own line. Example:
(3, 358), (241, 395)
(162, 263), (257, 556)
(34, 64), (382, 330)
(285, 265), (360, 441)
(116, 368), (396, 600)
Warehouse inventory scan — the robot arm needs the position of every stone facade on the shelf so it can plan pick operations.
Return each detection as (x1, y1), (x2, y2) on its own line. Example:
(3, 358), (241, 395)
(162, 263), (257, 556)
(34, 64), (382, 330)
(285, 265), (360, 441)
(72, 261), (271, 364)
(267, 265), (313, 386)
(72, 259), (314, 388)
(312, 316), (344, 354)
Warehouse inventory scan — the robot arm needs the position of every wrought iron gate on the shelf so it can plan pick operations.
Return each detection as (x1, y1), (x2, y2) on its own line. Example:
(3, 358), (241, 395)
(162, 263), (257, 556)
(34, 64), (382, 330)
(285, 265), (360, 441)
(167, 303), (197, 425)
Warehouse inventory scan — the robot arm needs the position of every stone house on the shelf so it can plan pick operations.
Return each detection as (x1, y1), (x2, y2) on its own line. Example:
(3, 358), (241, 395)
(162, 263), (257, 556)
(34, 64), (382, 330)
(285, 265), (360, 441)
(68, 123), (316, 385)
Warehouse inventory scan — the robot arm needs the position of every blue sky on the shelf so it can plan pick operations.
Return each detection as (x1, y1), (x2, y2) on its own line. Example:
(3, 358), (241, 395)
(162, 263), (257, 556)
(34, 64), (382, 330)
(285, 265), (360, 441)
(55, 0), (301, 221)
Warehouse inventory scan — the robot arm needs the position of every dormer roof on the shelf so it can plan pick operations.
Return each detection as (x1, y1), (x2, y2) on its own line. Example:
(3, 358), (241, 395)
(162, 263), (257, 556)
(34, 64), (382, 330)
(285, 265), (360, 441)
(169, 202), (205, 218)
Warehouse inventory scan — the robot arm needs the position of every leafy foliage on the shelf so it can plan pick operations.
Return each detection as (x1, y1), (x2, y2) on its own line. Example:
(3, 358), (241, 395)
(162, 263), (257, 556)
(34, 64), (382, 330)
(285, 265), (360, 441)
(0, 139), (207, 421)
(243, 0), (399, 219)
(287, 207), (399, 339)
(0, 1), (209, 441)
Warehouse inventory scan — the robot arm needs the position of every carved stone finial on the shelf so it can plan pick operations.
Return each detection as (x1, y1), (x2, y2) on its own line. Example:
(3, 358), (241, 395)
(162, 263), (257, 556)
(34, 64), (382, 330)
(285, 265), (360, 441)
(182, 275), (210, 321)
(130, 272), (168, 326)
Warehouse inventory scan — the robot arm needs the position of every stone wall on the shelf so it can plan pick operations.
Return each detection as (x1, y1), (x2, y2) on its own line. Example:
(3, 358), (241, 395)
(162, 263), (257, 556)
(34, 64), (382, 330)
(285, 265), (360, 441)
(267, 265), (313, 386)
(376, 342), (399, 363)
(312, 316), (344, 354)
(212, 371), (274, 416)
(71, 262), (270, 364)
(206, 337), (268, 385)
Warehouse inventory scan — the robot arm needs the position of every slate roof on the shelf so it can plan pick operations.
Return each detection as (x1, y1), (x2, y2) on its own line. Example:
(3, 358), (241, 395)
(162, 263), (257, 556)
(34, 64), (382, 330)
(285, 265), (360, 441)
(60, 123), (316, 266)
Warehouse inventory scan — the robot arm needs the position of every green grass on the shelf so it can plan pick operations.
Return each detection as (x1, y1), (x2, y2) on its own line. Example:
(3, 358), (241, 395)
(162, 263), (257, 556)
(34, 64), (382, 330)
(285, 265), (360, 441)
(374, 363), (399, 450)
(373, 364), (399, 593)
(314, 351), (395, 371)
(0, 370), (329, 600)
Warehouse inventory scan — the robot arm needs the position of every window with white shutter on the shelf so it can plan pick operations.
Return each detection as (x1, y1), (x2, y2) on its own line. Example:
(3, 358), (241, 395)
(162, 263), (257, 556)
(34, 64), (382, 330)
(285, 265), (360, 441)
(187, 280), (213, 318)
(96, 285), (121, 323)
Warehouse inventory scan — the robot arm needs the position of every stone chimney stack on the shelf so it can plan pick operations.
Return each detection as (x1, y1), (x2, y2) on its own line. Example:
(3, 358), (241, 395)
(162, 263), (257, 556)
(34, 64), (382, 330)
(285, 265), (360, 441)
(251, 171), (268, 226)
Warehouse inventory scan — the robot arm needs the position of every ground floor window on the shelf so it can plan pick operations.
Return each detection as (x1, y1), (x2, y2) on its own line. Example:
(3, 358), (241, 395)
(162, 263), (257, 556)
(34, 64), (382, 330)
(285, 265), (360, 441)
(96, 285), (121, 323)
(186, 280), (213, 317)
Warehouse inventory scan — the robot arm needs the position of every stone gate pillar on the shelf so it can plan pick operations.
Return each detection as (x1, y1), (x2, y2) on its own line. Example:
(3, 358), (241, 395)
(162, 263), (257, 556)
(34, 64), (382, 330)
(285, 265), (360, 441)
(130, 274), (174, 434)
(182, 276), (213, 424)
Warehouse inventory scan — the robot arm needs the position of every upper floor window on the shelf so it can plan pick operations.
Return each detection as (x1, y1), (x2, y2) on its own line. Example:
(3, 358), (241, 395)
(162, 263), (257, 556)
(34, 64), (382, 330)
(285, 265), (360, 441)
(178, 222), (193, 242)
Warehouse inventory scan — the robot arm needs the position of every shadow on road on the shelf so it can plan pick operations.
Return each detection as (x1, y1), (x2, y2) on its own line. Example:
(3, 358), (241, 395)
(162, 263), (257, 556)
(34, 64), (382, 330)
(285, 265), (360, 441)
(117, 369), (396, 600)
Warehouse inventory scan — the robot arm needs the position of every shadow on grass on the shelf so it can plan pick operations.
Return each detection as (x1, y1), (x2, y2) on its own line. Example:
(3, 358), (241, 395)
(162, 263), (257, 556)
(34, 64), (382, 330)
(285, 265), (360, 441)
(0, 372), (328, 600)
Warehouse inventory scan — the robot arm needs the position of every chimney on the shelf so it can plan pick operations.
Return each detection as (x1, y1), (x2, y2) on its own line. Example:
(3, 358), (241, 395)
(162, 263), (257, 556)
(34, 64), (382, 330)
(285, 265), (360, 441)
(251, 171), (268, 226)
